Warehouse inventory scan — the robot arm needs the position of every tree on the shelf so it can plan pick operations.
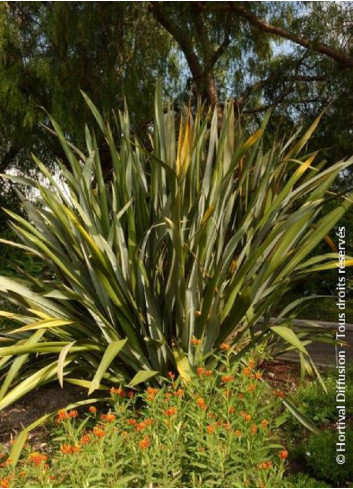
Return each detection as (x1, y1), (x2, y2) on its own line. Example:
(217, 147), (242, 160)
(149, 2), (353, 157)
(0, 2), (173, 174)
(1, 1), (353, 175)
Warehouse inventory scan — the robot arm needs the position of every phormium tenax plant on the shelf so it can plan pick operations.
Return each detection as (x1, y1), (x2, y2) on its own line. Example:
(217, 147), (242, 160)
(0, 85), (352, 463)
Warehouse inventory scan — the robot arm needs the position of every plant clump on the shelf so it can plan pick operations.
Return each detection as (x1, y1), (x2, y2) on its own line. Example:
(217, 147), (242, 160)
(0, 353), (289, 488)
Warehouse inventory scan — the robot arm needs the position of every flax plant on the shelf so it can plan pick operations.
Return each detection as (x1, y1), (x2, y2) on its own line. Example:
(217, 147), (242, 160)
(0, 86), (352, 414)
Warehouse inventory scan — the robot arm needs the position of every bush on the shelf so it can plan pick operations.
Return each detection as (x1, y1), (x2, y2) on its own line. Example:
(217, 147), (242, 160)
(284, 362), (353, 434)
(0, 87), (352, 414)
(283, 472), (330, 488)
(305, 429), (353, 485)
(0, 354), (288, 488)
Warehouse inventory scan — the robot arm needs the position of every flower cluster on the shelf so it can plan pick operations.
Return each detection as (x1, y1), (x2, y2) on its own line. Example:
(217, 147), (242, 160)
(56, 409), (78, 423)
(0, 352), (288, 488)
(28, 452), (48, 466)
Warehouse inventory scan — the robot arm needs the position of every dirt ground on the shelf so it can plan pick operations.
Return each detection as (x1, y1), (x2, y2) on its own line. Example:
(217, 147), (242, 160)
(262, 359), (304, 391)
(0, 383), (86, 449)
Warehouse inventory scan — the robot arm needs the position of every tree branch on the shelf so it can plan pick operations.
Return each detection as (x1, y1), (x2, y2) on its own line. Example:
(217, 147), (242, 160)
(195, 2), (353, 69)
(205, 14), (232, 72)
(229, 3), (353, 69)
(148, 2), (203, 81)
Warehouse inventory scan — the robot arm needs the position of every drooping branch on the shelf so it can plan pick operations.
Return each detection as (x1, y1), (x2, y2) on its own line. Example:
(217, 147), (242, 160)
(238, 73), (327, 106)
(194, 2), (353, 69)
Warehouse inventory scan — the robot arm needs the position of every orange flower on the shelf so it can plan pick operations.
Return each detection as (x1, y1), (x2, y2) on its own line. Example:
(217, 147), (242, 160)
(127, 418), (137, 426)
(220, 343), (231, 351)
(68, 410), (78, 418)
(28, 452), (47, 466)
(238, 393), (244, 399)
(206, 425), (214, 434)
(80, 434), (91, 444)
(93, 426), (105, 438)
(197, 366), (205, 377)
(223, 423), (231, 431)
(244, 414), (252, 422)
(110, 387), (126, 398)
(146, 387), (158, 401)
(163, 407), (177, 416)
(60, 443), (80, 454)
(164, 392), (172, 400)
(251, 424), (258, 434)
(1, 479), (9, 488)
(196, 398), (207, 410)
(191, 337), (202, 346)
(139, 436), (150, 449)
(127, 390), (135, 399)
(174, 388), (184, 397)
(100, 413), (116, 423)
(242, 367), (251, 376)
(247, 383), (256, 392)
(136, 418), (152, 431)
(221, 375), (234, 383)
(56, 409), (69, 422)
(259, 461), (273, 470)
(60, 444), (73, 455)
(279, 449), (288, 460)
(255, 370), (262, 380)
(205, 370), (212, 377)
(19, 472), (26, 479)
(49, 476), (55, 481)
(167, 371), (175, 380)
(89, 406), (97, 414)
(261, 419), (269, 429)
(234, 429), (242, 437)
(229, 406), (236, 414)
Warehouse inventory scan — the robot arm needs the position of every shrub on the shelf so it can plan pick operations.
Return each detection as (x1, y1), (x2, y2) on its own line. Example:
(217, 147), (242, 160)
(284, 362), (353, 436)
(283, 472), (330, 488)
(305, 429), (353, 484)
(0, 353), (288, 488)
(0, 87), (352, 415)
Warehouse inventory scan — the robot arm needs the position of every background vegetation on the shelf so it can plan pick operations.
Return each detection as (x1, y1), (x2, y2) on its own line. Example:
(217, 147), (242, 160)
(1, 1), (353, 302)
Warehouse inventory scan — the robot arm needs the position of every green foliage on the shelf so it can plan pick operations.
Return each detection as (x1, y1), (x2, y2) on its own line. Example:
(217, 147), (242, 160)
(1, 1), (353, 177)
(305, 429), (353, 484)
(1, 354), (287, 488)
(0, 2), (173, 173)
(285, 363), (353, 430)
(282, 363), (353, 486)
(0, 89), (352, 413)
(283, 472), (330, 488)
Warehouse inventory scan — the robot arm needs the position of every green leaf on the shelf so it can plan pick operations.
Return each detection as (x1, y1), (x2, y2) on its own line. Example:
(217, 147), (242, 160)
(89, 339), (127, 394)
(128, 370), (158, 387)
(270, 326), (308, 354)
